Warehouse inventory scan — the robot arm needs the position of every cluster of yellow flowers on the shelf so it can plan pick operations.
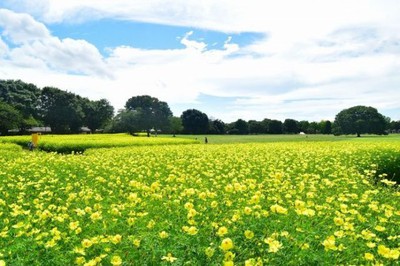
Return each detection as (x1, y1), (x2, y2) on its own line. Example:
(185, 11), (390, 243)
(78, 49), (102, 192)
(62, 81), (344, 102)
(0, 139), (399, 264)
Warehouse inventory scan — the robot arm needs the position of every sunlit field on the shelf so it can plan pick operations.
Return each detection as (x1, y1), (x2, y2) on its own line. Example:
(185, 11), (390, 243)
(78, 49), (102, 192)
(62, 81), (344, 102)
(0, 135), (399, 265)
(0, 133), (199, 153)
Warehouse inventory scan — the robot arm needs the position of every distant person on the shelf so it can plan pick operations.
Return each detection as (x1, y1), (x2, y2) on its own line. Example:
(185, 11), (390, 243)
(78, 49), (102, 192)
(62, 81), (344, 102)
(27, 141), (34, 151)
(205, 137), (208, 144)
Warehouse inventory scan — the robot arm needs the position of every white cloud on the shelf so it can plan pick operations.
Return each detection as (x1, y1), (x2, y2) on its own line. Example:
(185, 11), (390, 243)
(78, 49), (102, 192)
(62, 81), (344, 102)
(0, 8), (50, 43)
(0, 36), (9, 56)
(1, 1), (400, 122)
(0, 8), (111, 77)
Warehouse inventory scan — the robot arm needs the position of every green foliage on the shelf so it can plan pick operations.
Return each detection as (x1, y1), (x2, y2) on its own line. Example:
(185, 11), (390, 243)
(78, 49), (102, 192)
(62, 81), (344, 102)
(334, 106), (387, 137)
(82, 98), (114, 133)
(233, 119), (249, 134)
(125, 95), (173, 134)
(0, 101), (22, 135)
(181, 109), (209, 134)
(283, 118), (299, 134)
(39, 87), (85, 133)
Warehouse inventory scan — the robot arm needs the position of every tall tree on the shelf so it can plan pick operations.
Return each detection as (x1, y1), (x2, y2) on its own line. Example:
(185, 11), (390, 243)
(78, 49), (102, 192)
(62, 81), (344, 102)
(0, 79), (41, 131)
(0, 101), (22, 135)
(209, 119), (225, 134)
(320, 120), (332, 134)
(234, 119), (249, 135)
(333, 105), (387, 137)
(248, 120), (264, 134)
(181, 109), (209, 134)
(283, 119), (299, 134)
(298, 120), (310, 133)
(125, 95), (172, 136)
(40, 87), (84, 133)
(267, 119), (283, 134)
(169, 116), (183, 135)
(106, 109), (141, 135)
(83, 99), (114, 133)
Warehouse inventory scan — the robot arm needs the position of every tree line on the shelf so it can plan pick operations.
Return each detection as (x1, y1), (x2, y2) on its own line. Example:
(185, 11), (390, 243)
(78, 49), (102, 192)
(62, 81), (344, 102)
(1, 79), (399, 136)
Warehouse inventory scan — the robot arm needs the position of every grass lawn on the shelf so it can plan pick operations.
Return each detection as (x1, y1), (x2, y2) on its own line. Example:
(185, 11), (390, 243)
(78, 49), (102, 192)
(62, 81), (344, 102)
(173, 134), (400, 144)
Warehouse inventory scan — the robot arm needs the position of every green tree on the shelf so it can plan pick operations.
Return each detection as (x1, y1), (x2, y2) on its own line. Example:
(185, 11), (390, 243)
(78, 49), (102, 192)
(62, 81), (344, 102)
(248, 120), (264, 134)
(320, 120), (332, 134)
(106, 109), (141, 135)
(307, 122), (320, 134)
(0, 101), (22, 135)
(169, 116), (183, 135)
(181, 109), (209, 134)
(266, 119), (283, 134)
(209, 119), (225, 134)
(234, 119), (249, 135)
(333, 106), (387, 137)
(125, 95), (172, 136)
(0, 79), (41, 131)
(83, 99), (114, 133)
(40, 87), (84, 133)
(298, 120), (310, 133)
(283, 119), (299, 134)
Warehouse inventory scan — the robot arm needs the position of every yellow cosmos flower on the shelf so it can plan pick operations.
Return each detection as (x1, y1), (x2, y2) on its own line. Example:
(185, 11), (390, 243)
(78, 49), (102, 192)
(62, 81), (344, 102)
(374, 225), (385, 232)
(244, 230), (254, 239)
(267, 239), (282, 253)
(300, 243), (310, 250)
(322, 236), (337, 251)
(217, 226), (228, 237)
(81, 239), (93, 248)
(224, 251), (235, 261)
(90, 211), (102, 221)
(364, 253), (374, 261)
(110, 255), (122, 266)
(334, 217), (344, 226)
(159, 231), (169, 239)
(161, 253), (177, 262)
(187, 226), (198, 235)
(244, 207), (252, 215)
(220, 238), (234, 251)
(69, 221), (79, 230)
(378, 245), (399, 260)
(205, 247), (215, 258)
(224, 261), (234, 266)
(270, 204), (288, 215)
(75, 257), (85, 265)
(133, 239), (141, 247)
(110, 234), (122, 244)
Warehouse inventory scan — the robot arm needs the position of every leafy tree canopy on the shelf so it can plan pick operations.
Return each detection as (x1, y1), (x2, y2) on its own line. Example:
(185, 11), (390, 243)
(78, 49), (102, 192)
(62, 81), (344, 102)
(181, 109), (209, 134)
(0, 101), (22, 135)
(333, 105), (387, 137)
(125, 95), (172, 135)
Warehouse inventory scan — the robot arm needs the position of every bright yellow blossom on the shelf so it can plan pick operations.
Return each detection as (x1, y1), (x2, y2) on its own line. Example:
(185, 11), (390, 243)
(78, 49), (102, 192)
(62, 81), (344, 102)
(364, 253), (374, 261)
(161, 253), (177, 262)
(244, 230), (254, 239)
(110, 255), (122, 266)
(220, 238), (234, 251)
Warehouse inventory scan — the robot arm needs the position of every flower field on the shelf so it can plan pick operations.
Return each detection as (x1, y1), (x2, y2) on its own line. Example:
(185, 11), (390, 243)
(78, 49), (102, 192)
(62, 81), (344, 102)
(0, 134), (199, 153)
(0, 138), (399, 265)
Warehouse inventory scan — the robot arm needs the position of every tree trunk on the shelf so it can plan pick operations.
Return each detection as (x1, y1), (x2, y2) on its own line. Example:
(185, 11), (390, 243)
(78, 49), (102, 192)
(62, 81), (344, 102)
(357, 132), (360, 137)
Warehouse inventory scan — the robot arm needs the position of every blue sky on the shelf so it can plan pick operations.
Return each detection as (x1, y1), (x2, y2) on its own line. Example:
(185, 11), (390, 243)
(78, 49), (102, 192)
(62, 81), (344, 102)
(0, 0), (399, 122)
(49, 20), (264, 54)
